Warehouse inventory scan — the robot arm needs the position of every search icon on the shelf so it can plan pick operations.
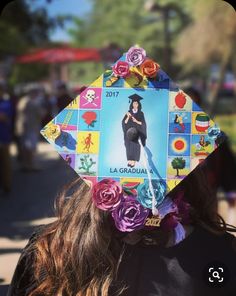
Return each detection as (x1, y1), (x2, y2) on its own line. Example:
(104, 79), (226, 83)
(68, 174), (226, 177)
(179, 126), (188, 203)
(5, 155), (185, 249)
(212, 271), (220, 279)
(204, 261), (230, 287)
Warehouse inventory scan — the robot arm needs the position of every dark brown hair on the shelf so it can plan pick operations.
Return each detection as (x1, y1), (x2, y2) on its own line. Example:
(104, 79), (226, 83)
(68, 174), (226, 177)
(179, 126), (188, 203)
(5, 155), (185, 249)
(28, 160), (235, 295)
(29, 178), (125, 296)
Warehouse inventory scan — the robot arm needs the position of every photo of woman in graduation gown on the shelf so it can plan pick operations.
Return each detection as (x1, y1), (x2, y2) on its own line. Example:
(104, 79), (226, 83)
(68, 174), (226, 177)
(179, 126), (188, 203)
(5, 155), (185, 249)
(8, 167), (236, 296)
(122, 94), (147, 168)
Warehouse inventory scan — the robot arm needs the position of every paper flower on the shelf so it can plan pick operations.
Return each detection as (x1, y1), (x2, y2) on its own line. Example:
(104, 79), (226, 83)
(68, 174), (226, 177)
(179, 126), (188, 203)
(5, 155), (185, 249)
(157, 197), (178, 219)
(207, 124), (221, 140)
(112, 61), (130, 78)
(92, 178), (122, 211)
(112, 196), (150, 232)
(140, 59), (160, 78)
(137, 179), (166, 209)
(126, 46), (146, 67)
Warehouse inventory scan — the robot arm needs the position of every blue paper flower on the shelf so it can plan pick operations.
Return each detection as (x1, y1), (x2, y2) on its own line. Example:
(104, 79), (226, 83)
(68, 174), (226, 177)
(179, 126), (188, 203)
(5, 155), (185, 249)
(207, 124), (221, 141)
(137, 179), (166, 209)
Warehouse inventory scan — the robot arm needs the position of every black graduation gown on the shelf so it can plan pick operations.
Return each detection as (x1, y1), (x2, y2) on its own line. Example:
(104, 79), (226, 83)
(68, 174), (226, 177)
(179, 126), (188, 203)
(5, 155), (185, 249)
(115, 226), (236, 296)
(8, 225), (236, 296)
(122, 110), (147, 162)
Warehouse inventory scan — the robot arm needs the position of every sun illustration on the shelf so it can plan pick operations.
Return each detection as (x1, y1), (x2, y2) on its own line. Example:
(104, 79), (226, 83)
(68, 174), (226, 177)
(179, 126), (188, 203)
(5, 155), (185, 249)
(171, 137), (187, 154)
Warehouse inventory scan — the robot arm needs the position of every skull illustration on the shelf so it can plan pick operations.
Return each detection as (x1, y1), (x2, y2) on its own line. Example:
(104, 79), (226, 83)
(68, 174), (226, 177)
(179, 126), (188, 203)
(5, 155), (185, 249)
(84, 89), (96, 102)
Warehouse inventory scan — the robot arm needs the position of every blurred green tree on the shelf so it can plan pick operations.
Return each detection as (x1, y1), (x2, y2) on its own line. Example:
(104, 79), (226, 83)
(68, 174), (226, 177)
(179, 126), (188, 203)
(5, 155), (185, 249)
(0, 0), (52, 58)
(0, 0), (60, 85)
(69, 0), (191, 81)
(176, 0), (236, 113)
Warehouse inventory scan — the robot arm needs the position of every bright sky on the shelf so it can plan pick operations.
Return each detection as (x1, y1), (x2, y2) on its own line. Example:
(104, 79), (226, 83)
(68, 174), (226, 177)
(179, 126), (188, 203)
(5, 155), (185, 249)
(30, 0), (92, 42)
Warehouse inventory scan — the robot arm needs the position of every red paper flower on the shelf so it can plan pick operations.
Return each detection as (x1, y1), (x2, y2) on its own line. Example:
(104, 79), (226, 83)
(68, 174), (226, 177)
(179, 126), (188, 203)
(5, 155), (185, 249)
(112, 61), (130, 78)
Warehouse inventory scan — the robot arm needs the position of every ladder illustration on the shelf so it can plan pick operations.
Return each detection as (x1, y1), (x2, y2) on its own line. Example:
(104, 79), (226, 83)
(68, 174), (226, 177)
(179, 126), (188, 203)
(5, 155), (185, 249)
(61, 110), (73, 129)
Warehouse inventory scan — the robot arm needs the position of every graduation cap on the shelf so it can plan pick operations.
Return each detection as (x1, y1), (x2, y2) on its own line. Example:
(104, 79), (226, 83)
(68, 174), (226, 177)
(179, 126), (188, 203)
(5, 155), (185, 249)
(128, 93), (143, 103)
(41, 46), (224, 243)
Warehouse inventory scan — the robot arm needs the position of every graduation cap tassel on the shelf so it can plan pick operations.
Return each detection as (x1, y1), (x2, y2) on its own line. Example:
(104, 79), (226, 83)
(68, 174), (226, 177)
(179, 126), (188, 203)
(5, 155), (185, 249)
(139, 140), (159, 216)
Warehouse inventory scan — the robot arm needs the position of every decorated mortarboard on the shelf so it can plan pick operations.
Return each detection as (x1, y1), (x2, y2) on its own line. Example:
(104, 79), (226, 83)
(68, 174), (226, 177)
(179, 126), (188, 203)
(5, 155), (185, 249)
(41, 46), (223, 244)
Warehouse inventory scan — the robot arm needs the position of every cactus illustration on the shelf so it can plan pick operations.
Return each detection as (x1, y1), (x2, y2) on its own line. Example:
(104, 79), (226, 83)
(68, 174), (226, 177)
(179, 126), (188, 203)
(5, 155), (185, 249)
(79, 155), (96, 175)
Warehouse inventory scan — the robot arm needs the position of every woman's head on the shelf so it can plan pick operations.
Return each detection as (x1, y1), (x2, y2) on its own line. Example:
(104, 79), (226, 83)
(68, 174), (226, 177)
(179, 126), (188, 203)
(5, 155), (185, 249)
(129, 100), (142, 111)
(29, 154), (232, 296)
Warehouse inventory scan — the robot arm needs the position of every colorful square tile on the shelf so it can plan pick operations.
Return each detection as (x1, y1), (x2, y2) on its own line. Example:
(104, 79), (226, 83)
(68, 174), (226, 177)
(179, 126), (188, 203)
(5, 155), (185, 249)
(167, 179), (181, 191)
(55, 130), (77, 153)
(191, 112), (214, 134)
(169, 112), (191, 134)
(167, 156), (190, 179)
(77, 131), (100, 154)
(76, 154), (98, 176)
(169, 91), (192, 111)
(55, 109), (78, 131)
(168, 134), (191, 156)
(191, 134), (215, 157)
(80, 87), (102, 109)
(61, 153), (76, 170)
(79, 110), (100, 131)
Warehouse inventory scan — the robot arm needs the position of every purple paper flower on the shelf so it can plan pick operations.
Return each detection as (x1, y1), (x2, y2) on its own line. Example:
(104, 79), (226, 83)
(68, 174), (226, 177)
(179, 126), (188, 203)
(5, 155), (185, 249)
(112, 196), (150, 232)
(126, 46), (146, 67)
(92, 178), (122, 211)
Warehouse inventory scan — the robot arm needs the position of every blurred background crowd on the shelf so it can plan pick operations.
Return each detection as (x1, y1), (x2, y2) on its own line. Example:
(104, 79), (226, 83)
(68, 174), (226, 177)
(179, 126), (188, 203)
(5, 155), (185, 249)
(0, 0), (235, 294)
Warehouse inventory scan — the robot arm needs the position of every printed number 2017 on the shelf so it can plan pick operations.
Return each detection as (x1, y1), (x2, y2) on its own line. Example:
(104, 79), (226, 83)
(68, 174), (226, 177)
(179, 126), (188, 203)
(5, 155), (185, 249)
(106, 91), (119, 97)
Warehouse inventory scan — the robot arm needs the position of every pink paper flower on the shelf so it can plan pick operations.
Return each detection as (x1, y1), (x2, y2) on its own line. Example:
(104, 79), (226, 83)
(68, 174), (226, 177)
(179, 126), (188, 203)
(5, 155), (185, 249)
(112, 61), (130, 78)
(92, 178), (122, 211)
(126, 46), (146, 67)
